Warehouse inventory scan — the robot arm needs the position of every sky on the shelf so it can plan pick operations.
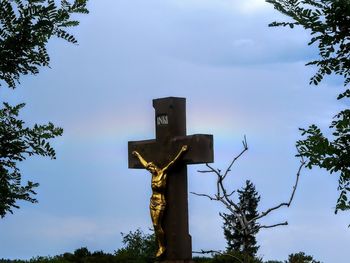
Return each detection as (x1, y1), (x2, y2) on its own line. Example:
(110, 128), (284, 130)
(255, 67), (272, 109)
(0, 0), (349, 262)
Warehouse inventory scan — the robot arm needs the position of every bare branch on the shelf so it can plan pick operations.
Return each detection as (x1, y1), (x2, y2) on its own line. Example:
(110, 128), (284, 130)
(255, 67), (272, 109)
(252, 157), (305, 222)
(190, 192), (218, 201)
(193, 250), (244, 263)
(206, 163), (220, 173)
(227, 189), (235, 198)
(199, 163), (221, 177)
(223, 136), (248, 180)
(217, 175), (221, 197)
(192, 137), (305, 249)
(258, 221), (288, 229)
(193, 249), (221, 255)
(198, 170), (215, 173)
(287, 156), (305, 205)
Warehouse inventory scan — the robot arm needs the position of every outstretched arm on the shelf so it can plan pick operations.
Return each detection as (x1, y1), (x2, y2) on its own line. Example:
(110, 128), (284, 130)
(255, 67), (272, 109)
(163, 145), (188, 172)
(132, 151), (149, 168)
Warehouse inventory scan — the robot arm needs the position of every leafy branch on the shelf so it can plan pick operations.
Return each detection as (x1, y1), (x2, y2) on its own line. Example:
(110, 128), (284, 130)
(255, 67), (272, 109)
(267, 0), (350, 89)
(267, 0), (350, 217)
(0, 0), (89, 88)
(0, 103), (63, 217)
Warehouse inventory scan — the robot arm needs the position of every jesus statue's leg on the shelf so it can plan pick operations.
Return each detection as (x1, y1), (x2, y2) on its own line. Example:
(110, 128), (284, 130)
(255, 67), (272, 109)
(151, 207), (166, 258)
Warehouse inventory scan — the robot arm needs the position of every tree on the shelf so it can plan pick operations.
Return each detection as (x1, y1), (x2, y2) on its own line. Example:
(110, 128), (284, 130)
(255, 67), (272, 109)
(192, 137), (305, 263)
(114, 229), (157, 263)
(286, 252), (321, 263)
(266, 0), (350, 213)
(266, 0), (350, 88)
(222, 180), (261, 257)
(0, 0), (89, 88)
(210, 253), (262, 263)
(0, 0), (88, 217)
(0, 103), (63, 217)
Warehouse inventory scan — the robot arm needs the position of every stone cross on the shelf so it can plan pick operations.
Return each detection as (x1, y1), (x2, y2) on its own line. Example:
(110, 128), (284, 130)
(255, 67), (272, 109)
(128, 97), (214, 262)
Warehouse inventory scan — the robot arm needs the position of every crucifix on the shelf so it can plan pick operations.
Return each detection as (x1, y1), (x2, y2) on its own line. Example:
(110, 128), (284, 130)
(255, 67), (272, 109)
(128, 97), (214, 262)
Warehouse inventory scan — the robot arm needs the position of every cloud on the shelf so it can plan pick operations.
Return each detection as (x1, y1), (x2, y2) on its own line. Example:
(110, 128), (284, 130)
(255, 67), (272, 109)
(72, 0), (316, 68)
(169, 0), (270, 13)
(237, 0), (270, 13)
(153, 2), (316, 67)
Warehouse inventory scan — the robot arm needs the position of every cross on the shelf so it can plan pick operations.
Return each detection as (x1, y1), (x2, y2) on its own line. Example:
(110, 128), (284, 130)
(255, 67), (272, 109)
(128, 97), (214, 262)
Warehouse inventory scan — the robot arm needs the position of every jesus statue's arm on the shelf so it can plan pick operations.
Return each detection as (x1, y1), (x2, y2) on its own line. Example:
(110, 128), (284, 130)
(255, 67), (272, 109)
(132, 151), (148, 168)
(162, 145), (188, 172)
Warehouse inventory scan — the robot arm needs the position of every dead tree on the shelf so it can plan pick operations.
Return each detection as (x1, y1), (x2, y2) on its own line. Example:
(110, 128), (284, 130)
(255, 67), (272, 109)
(192, 136), (305, 259)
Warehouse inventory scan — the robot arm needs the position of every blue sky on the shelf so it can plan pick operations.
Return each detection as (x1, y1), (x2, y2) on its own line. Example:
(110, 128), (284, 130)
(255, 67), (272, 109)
(0, 0), (349, 262)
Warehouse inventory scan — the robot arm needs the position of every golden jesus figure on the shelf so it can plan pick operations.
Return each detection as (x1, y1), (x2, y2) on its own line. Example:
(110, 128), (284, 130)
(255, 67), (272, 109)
(132, 145), (188, 258)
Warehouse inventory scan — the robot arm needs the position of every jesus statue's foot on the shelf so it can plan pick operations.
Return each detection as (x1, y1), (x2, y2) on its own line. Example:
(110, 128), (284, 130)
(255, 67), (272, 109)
(156, 247), (166, 258)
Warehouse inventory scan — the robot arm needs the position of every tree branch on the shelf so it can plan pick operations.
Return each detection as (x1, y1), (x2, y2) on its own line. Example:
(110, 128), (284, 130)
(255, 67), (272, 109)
(223, 136), (248, 180)
(252, 156), (305, 222)
(190, 192), (218, 201)
(192, 138), (305, 241)
(193, 250), (244, 263)
(258, 221), (288, 230)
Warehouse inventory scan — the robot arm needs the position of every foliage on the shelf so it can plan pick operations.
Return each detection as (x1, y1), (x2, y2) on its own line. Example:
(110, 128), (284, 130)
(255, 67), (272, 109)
(296, 120), (350, 213)
(191, 252), (320, 263)
(210, 252), (262, 263)
(0, 230), (157, 262)
(286, 252), (321, 263)
(0, 103), (63, 217)
(266, 0), (350, 87)
(222, 180), (261, 257)
(0, 0), (88, 217)
(193, 257), (214, 263)
(50, 247), (116, 263)
(0, 248), (321, 263)
(114, 228), (157, 263)
(267, 0), (350, 214)
(0, 230), (155, 262)
(192, 252), (262, 263)
(0, 0), (89, 88)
